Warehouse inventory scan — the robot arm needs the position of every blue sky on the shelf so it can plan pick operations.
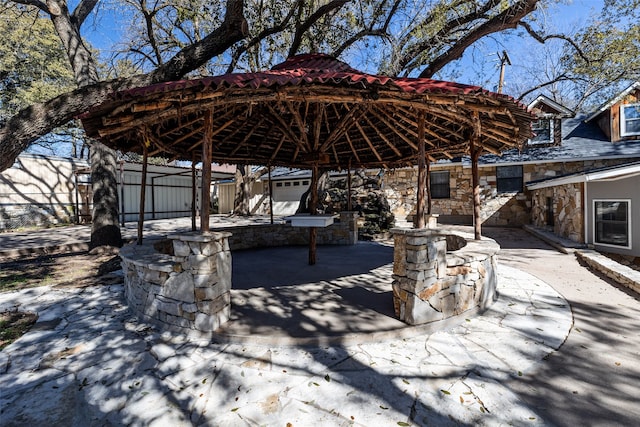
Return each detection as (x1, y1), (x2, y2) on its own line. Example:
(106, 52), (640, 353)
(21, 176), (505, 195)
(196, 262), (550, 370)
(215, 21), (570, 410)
(81, 0), (605, 98)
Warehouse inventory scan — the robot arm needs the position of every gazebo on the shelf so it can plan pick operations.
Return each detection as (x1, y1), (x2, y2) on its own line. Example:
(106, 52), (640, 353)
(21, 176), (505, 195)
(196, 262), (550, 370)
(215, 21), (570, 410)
(81, 54), (532, 242)
(80, 54), (534, 334)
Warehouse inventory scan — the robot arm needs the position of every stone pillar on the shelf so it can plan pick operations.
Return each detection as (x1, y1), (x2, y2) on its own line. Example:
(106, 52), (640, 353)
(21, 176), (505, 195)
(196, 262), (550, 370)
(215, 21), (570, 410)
(340, 211), (359, 244)
(168, 231), (232, 335)
(390, 228), (499, 326)
(391, 228), (447, 324)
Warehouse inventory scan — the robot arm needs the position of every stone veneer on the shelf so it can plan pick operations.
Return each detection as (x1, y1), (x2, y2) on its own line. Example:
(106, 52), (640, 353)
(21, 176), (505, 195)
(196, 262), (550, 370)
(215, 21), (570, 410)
(121, 231), (232, 340)
(391, 228), (498, 325)
(380, 158), (632, 227)
(120, 212), (358, 340)
(530, 183), (584, 242)
(222, 211), (358, 250)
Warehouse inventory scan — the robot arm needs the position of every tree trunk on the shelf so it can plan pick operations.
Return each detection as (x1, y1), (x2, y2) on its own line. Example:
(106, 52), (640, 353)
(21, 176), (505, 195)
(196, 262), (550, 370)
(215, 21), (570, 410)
(89, 141), (123, 249)
(233, 165), (252, 216)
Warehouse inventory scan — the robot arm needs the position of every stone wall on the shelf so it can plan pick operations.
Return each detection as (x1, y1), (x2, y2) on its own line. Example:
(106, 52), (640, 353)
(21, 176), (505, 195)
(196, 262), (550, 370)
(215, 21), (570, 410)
(391, 228), (498, 325)
(121, 231), (232, 340)
(120, 212), (358, 340)
(531, 183), (584, 242)
(217, 211), (358, 250)
(381, 158), (632, 228)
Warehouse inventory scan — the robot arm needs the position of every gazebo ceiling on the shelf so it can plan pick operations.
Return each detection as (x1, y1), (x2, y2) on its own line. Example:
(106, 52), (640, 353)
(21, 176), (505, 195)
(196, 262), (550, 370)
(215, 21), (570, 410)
(80, 54), (533, 169)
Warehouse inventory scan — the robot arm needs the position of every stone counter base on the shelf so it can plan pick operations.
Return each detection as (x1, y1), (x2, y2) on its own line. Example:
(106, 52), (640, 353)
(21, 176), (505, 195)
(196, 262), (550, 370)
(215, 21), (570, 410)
(391, 228), (499, 325)
(121, 231), (232, 340)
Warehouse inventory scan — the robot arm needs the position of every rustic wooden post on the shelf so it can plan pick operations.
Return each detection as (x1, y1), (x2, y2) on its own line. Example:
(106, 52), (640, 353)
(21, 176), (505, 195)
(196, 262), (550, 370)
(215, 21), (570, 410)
(415, 111), (426, 228)
(268, 166), (274, 224)
(347, 160), (352, 211)
(201, 111), (213, 232)
(471, 111), (482, 240)
(308, 164), (319, 265)
(119, 161), (126, 226)
(426, 158), (432, 215)
(137, 143), (148, 245)
(191, 151), (197, 231)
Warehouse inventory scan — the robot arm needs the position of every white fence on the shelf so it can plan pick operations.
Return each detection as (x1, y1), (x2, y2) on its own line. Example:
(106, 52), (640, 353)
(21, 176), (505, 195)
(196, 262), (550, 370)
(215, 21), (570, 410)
(0, 154), (233, 230)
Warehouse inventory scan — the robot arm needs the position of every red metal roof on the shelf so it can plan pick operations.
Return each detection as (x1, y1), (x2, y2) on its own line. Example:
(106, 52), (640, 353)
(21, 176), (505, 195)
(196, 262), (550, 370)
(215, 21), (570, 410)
(119, 53), (511, 103)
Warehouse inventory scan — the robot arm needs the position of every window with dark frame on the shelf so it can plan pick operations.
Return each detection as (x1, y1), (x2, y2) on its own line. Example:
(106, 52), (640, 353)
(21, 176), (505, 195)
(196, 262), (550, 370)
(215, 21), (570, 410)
(496, 165), (523, 193)
(621, 103), (640, 136)
(430, 171), (450, 199)
(530, 118), (552, 144)
(594, 200), (630, 247)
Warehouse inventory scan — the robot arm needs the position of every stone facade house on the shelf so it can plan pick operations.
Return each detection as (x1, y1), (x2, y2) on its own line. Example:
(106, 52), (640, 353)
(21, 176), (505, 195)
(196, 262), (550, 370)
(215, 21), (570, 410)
(382, 83), (640, 256)
(525, 83), (640, 257)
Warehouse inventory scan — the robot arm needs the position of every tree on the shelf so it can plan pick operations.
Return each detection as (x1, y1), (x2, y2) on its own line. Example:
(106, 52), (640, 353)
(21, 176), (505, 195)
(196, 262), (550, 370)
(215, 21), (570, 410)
(0, 6), (78, 154)
(5, 0), (638, 240)
(508, 0), (640, 110)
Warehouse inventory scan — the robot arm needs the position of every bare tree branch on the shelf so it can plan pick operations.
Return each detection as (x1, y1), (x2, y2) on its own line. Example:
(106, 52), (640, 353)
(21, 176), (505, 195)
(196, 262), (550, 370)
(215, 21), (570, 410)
(71, 0), (99, 27)
(518, 21), (590, 63)
(288, 0), (351, 57)
(0, 0), (248, 172)
(227, 0), (301, 73)
(418, 0), (539, 78)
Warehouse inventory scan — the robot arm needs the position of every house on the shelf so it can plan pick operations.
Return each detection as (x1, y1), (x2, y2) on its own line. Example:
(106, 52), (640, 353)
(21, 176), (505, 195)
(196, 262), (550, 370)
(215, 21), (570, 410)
(525, 83), (640, 256)
(383, 82), (640, 256)
(0, 154), (234, 230)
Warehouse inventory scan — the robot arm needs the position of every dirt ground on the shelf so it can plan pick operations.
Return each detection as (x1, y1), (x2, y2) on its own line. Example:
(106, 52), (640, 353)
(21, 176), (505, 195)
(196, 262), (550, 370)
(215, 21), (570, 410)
(0, 251), (122, 293)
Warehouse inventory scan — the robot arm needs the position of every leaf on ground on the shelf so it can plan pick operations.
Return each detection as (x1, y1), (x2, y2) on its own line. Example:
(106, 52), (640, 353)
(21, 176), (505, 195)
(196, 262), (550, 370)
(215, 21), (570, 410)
(202, 378), (207, 384)
(231, 407), (239, 412)
(402, 379), (410, 384)
(380, 405), (389, 410)
(518, 371), (523, 376)
(324, 374), (331, 382)
(459, 396), (464, 403)
(440, 389), (451, 395)
(575, 327), (582, 333)
(397, 422), (411, 426)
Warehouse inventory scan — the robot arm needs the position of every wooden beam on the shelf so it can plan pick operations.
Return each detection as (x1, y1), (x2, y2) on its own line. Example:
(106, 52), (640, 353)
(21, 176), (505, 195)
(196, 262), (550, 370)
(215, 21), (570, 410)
(201, 111), (213, 232)
(191, 151), (197, 232)
(354, 121), (383, 163)
(229, 118), (266, 157)
(369, 106), (418, 150)
(266, 104), (308, 153)
(416, 112), (426, 229)
(137, 142), (149, 245)
(284, 100), (310, 147)
(309, 164), (319, 265)
(471, 111), (482, 240)
(364, 115), (404, 157)
(320, 104), (363, 151)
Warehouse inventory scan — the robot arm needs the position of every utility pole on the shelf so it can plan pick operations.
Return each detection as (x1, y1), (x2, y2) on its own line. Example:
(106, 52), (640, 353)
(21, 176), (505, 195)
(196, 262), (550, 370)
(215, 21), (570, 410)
(497, 50), (511, 94)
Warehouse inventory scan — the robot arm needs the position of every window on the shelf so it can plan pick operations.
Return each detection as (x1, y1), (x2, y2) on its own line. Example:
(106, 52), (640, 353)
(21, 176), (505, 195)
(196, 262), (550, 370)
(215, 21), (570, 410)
(621, 103), (640, 136)
(430, 171), (450, 199)
(594, 200), (631, 248)
(496, 165), (523, 193)
(276, 182), (283, 187)
(530, 118), (552, 144)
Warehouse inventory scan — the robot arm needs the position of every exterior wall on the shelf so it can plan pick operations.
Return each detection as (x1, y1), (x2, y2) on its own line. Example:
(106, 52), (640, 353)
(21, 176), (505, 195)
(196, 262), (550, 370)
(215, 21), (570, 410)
(119, 163), (201, 222)
(0, 154), (87, 229)
(383, 158), (635, 228)
(530, 183), (584, 242)
(121, 231), (232, 340)
(391, 228), (498, 325)
(587, 174), (640, 257)
(383, 164), (530, 226)
(218, 211), (359, 249)
(610, 89), (640, 142)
